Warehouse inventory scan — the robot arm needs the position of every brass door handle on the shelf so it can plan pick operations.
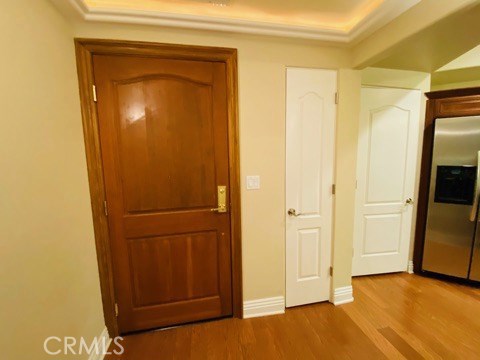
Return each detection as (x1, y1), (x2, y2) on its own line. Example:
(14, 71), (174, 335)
(288, 208), (302, 217)
(211, 205), (227, 213)
(405, 198), (414, 205)
(211, 186), (227, 213)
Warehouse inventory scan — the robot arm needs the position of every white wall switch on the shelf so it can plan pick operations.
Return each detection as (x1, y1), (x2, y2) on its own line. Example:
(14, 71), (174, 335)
(246, 175), (260, 190)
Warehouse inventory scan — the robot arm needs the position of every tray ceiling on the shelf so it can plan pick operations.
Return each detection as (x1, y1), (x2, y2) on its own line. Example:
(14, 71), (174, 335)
(58, 0), (422, 42)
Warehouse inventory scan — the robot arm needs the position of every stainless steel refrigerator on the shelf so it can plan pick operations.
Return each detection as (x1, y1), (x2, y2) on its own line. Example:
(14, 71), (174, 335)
(423, 115), (480, 281)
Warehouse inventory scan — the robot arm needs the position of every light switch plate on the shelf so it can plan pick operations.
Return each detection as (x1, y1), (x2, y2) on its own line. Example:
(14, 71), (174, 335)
(246, 175), (260, 190)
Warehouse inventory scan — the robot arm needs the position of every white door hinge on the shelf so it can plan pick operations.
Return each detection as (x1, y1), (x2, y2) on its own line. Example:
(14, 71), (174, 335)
(332, 184), (336, 195)
(92, 85), (97, 102)
(103, 200), (108, 216)
(335, 92), (339, 104)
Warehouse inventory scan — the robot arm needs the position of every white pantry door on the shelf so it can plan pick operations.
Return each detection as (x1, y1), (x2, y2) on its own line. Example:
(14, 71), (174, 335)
(352, 87), (421, 276)
(286, 68), (336, 307)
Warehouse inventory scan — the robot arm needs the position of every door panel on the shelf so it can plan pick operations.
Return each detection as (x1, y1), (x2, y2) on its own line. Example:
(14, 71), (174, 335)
(363, 214), (401, 255)
(93, 55), (232, 333)
(366, 107), (409, 203)
(286, 68), (335, 307)
(299, 93), (323, 214)
(115, 76), (216, 213)
(127, 232), (219, 307)
(353, 87), (421, 276)
(298, 228), (321, 279)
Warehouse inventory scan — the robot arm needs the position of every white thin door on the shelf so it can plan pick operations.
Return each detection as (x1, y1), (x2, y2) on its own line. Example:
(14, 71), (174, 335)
(353, 87), (421, 276)
(286, 68), (336, 307)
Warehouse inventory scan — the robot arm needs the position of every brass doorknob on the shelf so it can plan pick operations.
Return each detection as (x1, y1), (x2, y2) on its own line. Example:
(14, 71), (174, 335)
(288, 208), (299, 217)
(405, 198), (414, 205)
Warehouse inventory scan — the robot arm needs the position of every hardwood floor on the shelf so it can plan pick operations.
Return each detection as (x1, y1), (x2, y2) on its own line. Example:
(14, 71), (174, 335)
(106, 273), (480, 359)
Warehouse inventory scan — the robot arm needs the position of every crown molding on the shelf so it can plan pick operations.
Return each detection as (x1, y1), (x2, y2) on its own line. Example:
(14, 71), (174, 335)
(54, 0), (420, 44)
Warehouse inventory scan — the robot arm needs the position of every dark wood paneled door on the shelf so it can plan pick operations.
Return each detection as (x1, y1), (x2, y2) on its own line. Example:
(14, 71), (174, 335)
(93, 54), (232, 333)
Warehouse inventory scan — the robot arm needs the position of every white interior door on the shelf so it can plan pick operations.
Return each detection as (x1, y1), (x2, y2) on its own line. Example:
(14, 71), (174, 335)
(353, 87), (421, 276)
(286, 68), (336, 307)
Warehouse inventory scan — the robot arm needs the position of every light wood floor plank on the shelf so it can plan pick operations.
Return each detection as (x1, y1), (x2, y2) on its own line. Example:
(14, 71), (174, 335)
(106, 274), (480, 359)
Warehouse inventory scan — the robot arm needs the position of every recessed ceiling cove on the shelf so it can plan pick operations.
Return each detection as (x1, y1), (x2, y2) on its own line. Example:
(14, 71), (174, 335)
(61, 0), (421, 42)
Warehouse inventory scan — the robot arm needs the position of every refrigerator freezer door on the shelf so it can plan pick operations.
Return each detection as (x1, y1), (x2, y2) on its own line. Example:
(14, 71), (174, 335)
(423, 116), (480, 278)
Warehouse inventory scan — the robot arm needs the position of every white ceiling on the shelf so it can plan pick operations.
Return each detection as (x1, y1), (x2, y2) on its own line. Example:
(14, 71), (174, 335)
(56, 0), (422, 43)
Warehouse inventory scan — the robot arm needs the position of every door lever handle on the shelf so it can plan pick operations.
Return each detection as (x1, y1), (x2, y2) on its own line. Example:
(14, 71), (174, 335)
(211, 186), (227, 213)
(288, 208), (302, 217)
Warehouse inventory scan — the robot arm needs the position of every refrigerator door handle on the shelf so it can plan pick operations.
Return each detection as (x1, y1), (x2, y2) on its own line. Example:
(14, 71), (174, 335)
(470, 151), (480, 221)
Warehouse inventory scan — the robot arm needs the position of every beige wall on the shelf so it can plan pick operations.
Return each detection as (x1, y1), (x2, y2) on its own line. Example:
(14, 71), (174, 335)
(431, 80), (480, 91)
(0, 0), (105, 359)
(361, 68), (431, 261)
(333, 70), (362, 288)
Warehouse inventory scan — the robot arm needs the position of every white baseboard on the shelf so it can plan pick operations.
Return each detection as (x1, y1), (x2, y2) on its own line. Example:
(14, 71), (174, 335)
(407, 260), (414, 274)
(88, 327), (111, 360)
(332, 286), (354, 306)
(243, 296), (285, 319)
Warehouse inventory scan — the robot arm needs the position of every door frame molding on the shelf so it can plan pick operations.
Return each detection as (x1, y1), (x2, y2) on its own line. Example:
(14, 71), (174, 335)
(74, 38), (242, 336)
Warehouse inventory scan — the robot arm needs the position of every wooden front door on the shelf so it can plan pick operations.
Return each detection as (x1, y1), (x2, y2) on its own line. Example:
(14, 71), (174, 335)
(93, 54), (233, 333)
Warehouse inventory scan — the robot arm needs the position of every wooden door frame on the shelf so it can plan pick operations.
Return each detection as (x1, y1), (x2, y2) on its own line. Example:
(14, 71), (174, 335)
(74, 38), (242, 336)
(413, 87), (480, 275)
